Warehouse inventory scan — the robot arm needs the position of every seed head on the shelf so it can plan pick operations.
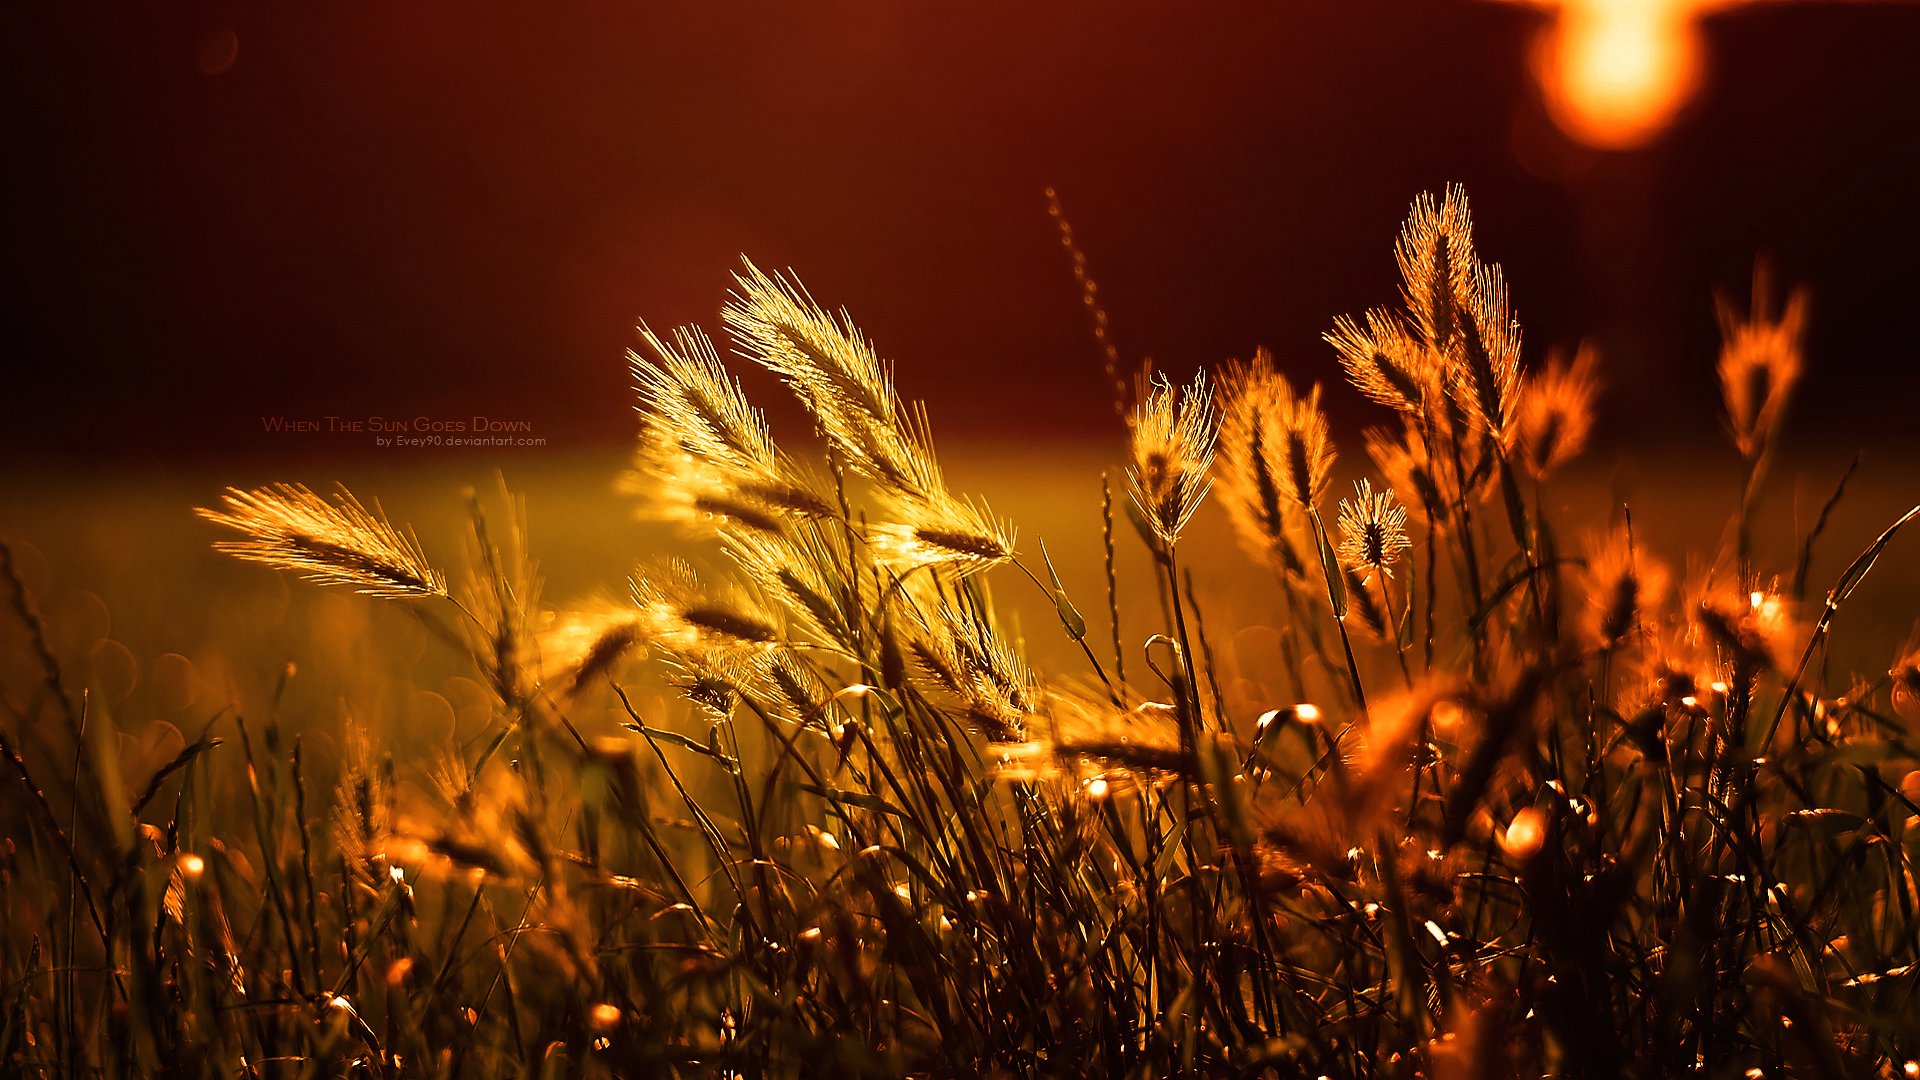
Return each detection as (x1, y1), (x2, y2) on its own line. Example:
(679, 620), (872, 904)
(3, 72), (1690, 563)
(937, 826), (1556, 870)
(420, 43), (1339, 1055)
(1325, 308), (1439, 414)
(867, 495), (1016, 575)
(1395, 184), (1479, 352)
(1517, 345), (1600, 478)
(1716, 272), (1807, 460)
(1219, 351), (1329, 574)
(1578, 524), (1668, 649)
(1335, 479), (1411, 584)
(632, 560), (778, 653)
(1127, 369), (1217, 545)
(198, 483), (446, 599)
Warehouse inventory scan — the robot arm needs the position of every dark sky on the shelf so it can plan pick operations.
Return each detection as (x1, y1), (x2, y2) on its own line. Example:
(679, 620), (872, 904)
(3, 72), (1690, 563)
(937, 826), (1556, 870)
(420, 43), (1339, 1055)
(6, 2), (1920, 468)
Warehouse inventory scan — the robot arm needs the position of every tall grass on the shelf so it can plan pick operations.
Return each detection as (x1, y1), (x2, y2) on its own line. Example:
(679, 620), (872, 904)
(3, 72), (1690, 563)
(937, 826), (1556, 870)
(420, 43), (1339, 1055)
(4, 187), (1919, 1077)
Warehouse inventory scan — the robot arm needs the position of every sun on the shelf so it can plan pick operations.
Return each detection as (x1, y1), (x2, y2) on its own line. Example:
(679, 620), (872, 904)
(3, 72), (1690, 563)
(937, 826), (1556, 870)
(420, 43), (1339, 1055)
(1511, 0), (1752, 150)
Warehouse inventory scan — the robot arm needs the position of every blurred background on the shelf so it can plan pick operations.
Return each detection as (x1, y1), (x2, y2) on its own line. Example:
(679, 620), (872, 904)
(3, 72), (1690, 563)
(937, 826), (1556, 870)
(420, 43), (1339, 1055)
(3, 2), (1918, 733)
(5, 0), (1920, 465)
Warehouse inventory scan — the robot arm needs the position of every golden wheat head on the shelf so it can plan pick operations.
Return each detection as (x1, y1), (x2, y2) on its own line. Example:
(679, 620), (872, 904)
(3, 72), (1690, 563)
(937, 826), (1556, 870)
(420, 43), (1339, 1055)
(1128, 368), (1217, 545)
(1218, 350), (1335, 572)
(1395, 184), (1478, 349)
(1515, 344), (1600, 478)
(1335, 478), (1411, 584)
(632, 558), (779, 653)
(1324, 308), (1437, 415)
(197, 483), (446, 599)
(909, 604), (1034, 740)
(724, 258), (946, 500)
(1386, 185), (1524, 444)
(631, 321), (777, 473)
(1716, 275), (1808, 459)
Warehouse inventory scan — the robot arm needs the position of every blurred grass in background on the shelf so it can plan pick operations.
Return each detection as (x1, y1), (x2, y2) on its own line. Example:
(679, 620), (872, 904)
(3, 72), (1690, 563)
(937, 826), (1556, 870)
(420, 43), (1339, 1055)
(5, 440), (1913, 794)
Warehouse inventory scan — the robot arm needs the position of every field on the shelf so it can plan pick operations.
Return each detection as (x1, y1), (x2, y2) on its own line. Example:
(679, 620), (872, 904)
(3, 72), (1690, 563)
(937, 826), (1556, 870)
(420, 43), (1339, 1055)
(4, 190), (1920, 1078)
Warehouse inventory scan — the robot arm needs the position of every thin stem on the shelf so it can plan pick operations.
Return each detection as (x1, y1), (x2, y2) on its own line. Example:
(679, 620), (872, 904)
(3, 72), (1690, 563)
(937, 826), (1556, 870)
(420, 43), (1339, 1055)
(1377, 570), (1414, 689)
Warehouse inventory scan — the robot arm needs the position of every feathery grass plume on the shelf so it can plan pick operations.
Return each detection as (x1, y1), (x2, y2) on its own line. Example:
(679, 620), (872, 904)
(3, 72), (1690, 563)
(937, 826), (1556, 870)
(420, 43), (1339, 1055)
(1516, 344), (1600, 478)
(626, 323), (835, 535)
(659, 646), (759, 719)
(1351, 676), (1451, 803)
(1216, 355), (1335, 514)
(624, 419), (836, 535)
(623, 435), (781, 536)
(723, 259), (1014, 573)
(420, 753), (540, 882)
(1216, 350), (1315, 575)
(725, 530), (860, 650)
(1336, 479), (1411, 584)
(1267, 680), (1455, 861)
(752, 648), (837, 729)
(1449, 260), (1524, 444)
(1365, 418), (1493, 530)
(632, 322), (777, 472)
(1364, 424), (1449, 527)
(460, 482), (545, 710)
(909, 605), (1035, 740)
(537, 600), (646, 695)
(1342, 564), (1391, 641)
(995, 688), (1187, 785)
(1389, 185), (1523, 443)
(332, 722), (396, 888)
(1627, 620), (1716, 710)
(867, 494), (1017, 575)
(1577, 524), (1670, 651)
(1127, 368), (1217, 545)
(1280, 383), (1337, 511)
(632, 559), (779, 653)
(1716, 273), (1808, 459)
(1428, 380), (1499, 503)
(1395, 183), (1479, 350)
(1325, 308), (1437, 414)
(198, 483), (446, 598)
(724, 258), (944, 499)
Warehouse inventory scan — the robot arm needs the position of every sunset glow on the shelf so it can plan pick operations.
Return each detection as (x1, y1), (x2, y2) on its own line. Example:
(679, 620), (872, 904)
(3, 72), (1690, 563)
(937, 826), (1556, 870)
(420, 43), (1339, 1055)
(1525, 0), (1721, 148)
(8, 4), (1920, 1075)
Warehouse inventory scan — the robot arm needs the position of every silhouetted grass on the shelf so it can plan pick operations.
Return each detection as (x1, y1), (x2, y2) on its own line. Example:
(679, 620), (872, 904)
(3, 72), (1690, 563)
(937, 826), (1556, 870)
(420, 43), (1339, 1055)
(4, 189), (1918, 1078)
